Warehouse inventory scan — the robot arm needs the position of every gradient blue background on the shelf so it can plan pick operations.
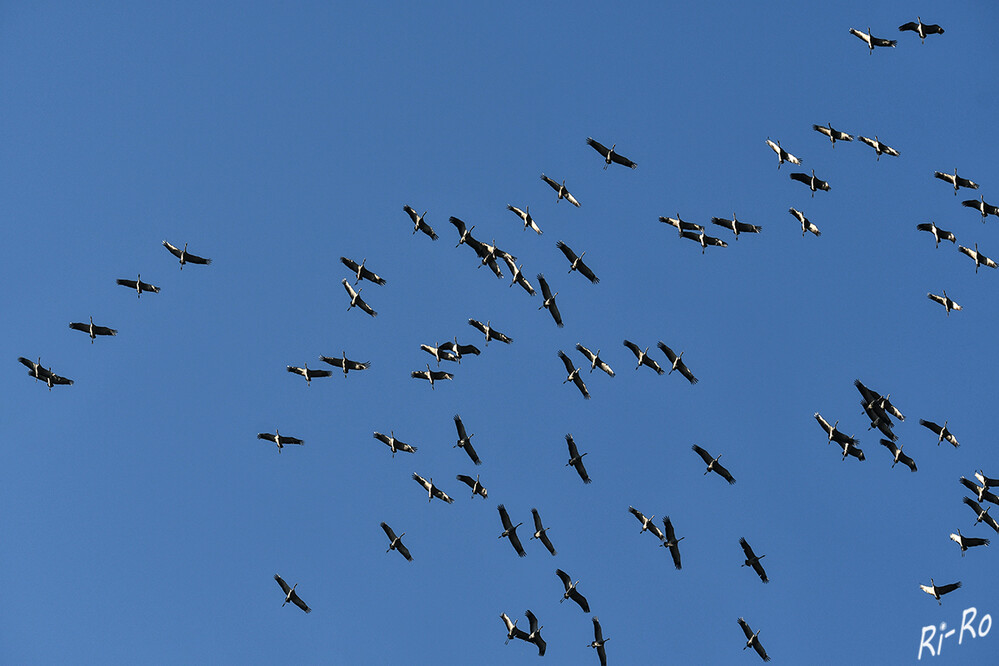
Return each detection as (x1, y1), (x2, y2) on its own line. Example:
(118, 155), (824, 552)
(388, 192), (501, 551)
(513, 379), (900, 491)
(3, 2), (998, 663)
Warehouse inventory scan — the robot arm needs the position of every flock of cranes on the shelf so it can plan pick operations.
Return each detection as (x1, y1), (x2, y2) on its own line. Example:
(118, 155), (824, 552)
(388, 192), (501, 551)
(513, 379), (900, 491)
(20, 13), (996, 663)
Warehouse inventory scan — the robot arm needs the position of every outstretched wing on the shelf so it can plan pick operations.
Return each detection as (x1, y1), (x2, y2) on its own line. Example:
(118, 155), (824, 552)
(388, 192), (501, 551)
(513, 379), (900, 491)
(586, 137), (610, 156)
(691, 444), (713, 465)
(380, 521), (397, 541)
(162, 240), (183, 259)
(537, 274), (553, 301)
(274, 574), (291, 595)
(558, 350), (575, 374)
(556, 240), (578, 263)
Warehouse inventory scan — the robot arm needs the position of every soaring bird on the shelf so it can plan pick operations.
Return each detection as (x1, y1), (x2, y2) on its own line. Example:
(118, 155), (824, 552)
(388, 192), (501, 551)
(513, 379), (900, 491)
(256, 429), (304, 453)
(410, 364), (453, 390)
(858, 135), (900, 161)
(958, 243), (998, 273)
(919, 579), (961, 605)
(403, 205), (438, 239)
(711, 214), (761, 240)
(576, 343), (615, 377)
(765, 138), (801, 169)
(681, 229), (728, 253)
(949, 529), (989, 557)
(558, 350), (590, 399)
(273, 574), (311, 613)
(286, 363), (332, 386)
(373, 431), (417, 457)
(380, 522), (413, 561)
(935, 169), (979, 195)
(412, 473), (454, 504)
(920, 419), (959, 447)
(116, 274), (160, 298)
(540, 173), (580, 206)
(565, 434), (591, 484)
(69, 316), (117, 343)
(879, 439), (917, 472)
(530, 508), (557, 556)
(659, 214), (704, 236)
(962, 497), (999, 533)
(555, 568), (589, 612)
(916, 222), (956, 247)
(524, 610), (547, 656)
(452, 414), (481, 465)
(341, 279), (377, 317)
(589, 616), (610, 666)
(500, 613), (530, 646)
(623, 340), (664, 375)
(737, 618), (771, 662)
(739, 538), (768, 583)
(812, 123), (853, 147)
(898, 17), (944, 43)
(468, 319), (512, 345)
(162, 240), (211, 269)
(927, 290), (961, 315)
(504, 257), (537, 296)
(507, 204), (542, 234)
(537, 274), (564, 328)
(790, 169), (831, 196)
(660, 516), (684, 570)
(658, 342), (698, 384)
(692, 444), (735, 484)
(789, 207), (821, 237)
(586, 137), (637, 169)
(340, 257), (386, 285)
(497, 504), (526, 557)
(319, 352), (370, 376)
(455, 474), (488, 499)
(556, 241), (599, 283)
(849, 26), (897, 53)
(628, 506), (665, 540)
(962, 196), (999, 222)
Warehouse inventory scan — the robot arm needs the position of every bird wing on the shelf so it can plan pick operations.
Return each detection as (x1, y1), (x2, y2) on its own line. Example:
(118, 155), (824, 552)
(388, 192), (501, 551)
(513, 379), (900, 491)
(340, 256), (359, 272)
(576, 343), (595, 362)
(593, 616), (604, 642)
(964, 497), (984, 513)
(456, 474), (475, 488)
(257, 433), (277, 443)
(69, 322), (89, 333)
(754, 640), (770, 662)
(586, 137), (610, 156)
(346, 359), (370, 370)
(342, 279), (356, 297)
(48, 373), (73, 386)
(739, 537), (755, 559)
(433, 486), (455, 504)
(448, 215), (468, 236)
(920, 419), (942, 434)
(753, 560), (769, 583)
(453, 414), (468, 440)
(539, 530), (556, 555)
(308, 369), (333, 378)
(849, 28), (869, 41)
(93, 325), (117, 336)
(572, 374), (590, 399)
(574, 457), (591, 483)
(290, 590), (311, 613)
(537, 274), (553, 300)
(677, 360), (698, 384)
(320, 355), (345, 368)
(162, 240), (182, 258)
(540, 173), (559, 191)
(558, 350), (575, 374)
(648, 522), (665, 540)
(457, 343), (480, 355)
(565, 190), (580, 207)
(898, 21), (918, 32)
(715, 462), (736, 484)
(430, 370), (453, 380)
(934, 171), (951, 183)
(498, 504), (514, 530)
(185, 251), (211, 265)
(858, 136), (876, 149)
(872, 36), (897, 47)
(373, 431), (392, 446)
(680, 230), (703, 243)
(556, 568), (572, 590)
(789, 172), (811, 185)
(566, 434), (580, 458)
(462, 439), (480, 465)
(938, 581), (962, 595)
(711, 217), (734, 230)
(735, 221), (762, 234)
(509, 530), (526, 557)
(556, 240), (578, 262)
(138, 281), (160, 292)
(412, 473), (430, 490)
(360, 266), (385, 284)
(380, 521), (397, 541)
(657, 342), (679, 364)
(691, 444), (713, 465)
(280, 436), (304, 445)
(577, 259), (599, 283)
(468, 319), (486, 335)
(358, 297), (378, 317)
(274, 574), (291, 595)
(738, 618), (754, 640)
(525, 609), (540, 634)
(623, 339), (642, 358)
(403, 205), (419, 223)
(548, 299), (563, 328)
(812, 124), (832, 136)
(397, 541), (413, 561)
(570, 588), (590, 612)
(882, 144), (900, 157)
(492, 329), (512, 344)
(611, 151), (637, 169)
(418, 220), (439, 240)
(629, 506), (645, 523)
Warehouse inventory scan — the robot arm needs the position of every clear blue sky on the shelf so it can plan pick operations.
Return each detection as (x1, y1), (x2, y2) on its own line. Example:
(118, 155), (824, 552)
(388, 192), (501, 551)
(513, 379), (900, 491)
(3, 2), (998, 664)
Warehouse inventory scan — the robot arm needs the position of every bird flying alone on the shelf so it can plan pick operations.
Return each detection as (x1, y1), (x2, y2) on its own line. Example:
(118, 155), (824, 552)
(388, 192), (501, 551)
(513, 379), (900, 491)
(658, 341), (698, 384)
(623, 339), (664, 375)
(879, 439), (917, 472)
(927, 290), (961, 315)
(411, 364), (453, 390)
(468, 319), (512, 345)
(958, 243), (998, 273)
(916, 222), (956, 247)
(556, 568), (590, 612)
(739, 537), (768, 583)
(412, 473), (454, 504)
(935, 169), (979, 195)
(497, 504), (526, 557)
(765, 138), (801, 169)
(530, 508), (557, 555)
(812, 123), (853, 147)
(920, 579), (961, 605)
(565, 434), (592, 484)
(576, 343), (615, 377)
(556, 241), (599, 283)
(586, 137), (637, 169)
(660, 516), (684, 570)
(558, 350), (590, 399)
(403, 205), (438, 239)
(962, 196), (999, 222)
(790, 169), (831, 196)
(898, 17), (944, 43)
(789, 207), (821, 237)
(456, 474), (488, 499)
(319, 352), (370, 376)
(274, 574), (311, 613)
(507, 204), (542, 234)
(381, 522), (413, 561)
(540, 173), (580, 206)
(537, 274), (564, 328)
(287, 363), (332, 385)
(858, 135), (900, 161)
(681, 229), (728, 253)
(340, 257), (386, 285)
(453, 414), (481, 465)
(162, 240), (211, 269)
(737, 618), (771, 662)
(69, 316), (117, 343)
(373, 430), (417, 457)
(341, 279), (377, 317)
(711, 214), (761, 240)
(660, 213), (704, 236)
(257, 429), (304, 453)
(589, 616), (610, 666)
(692, 444), (735, 484)
(116, 274), (160, 298)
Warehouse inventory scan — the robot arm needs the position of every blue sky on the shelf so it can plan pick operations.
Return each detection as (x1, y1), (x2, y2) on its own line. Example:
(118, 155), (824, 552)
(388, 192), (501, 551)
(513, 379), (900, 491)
(3, 2), (999, 663)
